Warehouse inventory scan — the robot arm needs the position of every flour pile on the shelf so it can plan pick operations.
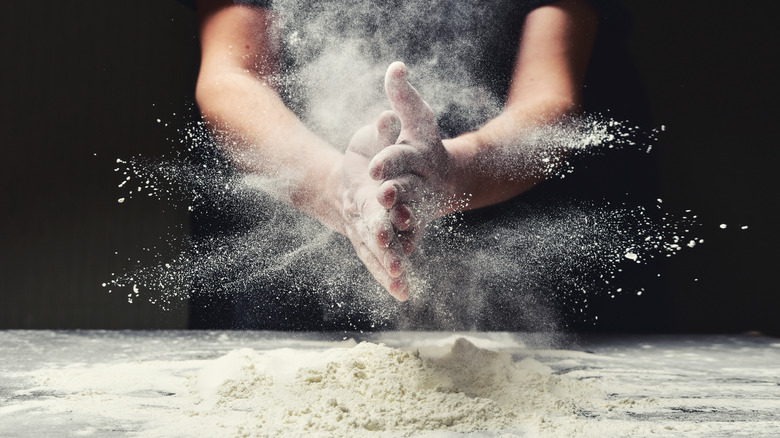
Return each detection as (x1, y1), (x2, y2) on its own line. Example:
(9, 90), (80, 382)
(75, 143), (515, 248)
(6, 332), (777, 438)
(188, 337), (602, 437)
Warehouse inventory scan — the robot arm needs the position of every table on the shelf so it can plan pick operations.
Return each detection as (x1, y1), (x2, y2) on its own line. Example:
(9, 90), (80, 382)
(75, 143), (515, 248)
(1, 331), (778, 437)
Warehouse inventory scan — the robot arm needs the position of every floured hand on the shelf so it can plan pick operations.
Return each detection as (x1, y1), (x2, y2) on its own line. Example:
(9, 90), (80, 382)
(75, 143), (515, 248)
(368, 62), (460, 253)
(341, 111), (412, 301)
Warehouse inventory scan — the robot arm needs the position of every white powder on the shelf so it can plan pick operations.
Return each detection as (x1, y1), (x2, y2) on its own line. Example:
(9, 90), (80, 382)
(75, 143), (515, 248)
(187, 338), (604, 437)
(6, 333), (779, 438)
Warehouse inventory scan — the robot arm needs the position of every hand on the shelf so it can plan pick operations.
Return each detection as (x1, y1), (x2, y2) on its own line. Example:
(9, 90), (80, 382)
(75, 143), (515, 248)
(368, 62), (461, 253)
(341, 110), (412, 301)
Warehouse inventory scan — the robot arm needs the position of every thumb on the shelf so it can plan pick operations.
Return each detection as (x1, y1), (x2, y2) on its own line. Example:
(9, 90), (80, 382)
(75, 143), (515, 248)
(347, 110), (401, 157)
(384, 62), (437, 139)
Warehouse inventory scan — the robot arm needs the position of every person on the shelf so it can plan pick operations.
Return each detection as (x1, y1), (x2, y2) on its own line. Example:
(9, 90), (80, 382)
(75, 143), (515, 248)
(189, 0), (669, 331)
(194, 0), (597, 290)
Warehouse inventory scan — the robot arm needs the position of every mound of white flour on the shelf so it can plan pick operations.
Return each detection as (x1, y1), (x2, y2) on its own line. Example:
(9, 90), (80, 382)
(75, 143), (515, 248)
(190, 338), (603, 436)
(13, 333), (774, 437)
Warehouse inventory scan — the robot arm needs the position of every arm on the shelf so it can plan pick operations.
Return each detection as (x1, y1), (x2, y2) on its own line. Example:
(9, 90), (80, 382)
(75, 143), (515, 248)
(370, 0), (599, 229)
(447, 0), (599, 210)
(195, 0), (411, 299)
(195, 0), (345, 232)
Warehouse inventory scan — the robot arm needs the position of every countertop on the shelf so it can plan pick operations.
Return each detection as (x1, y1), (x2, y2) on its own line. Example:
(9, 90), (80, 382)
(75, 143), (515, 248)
(1, 330), (779, 437)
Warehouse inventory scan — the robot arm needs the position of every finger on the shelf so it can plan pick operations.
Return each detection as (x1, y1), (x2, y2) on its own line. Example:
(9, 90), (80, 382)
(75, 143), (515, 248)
(376, 110), (401, 147)
(347, 208), (414, 300)
(373, 214), (396, 250)
(358, 206), (407, 278)
(377, 175), (423, 209)
(347, 123), (378, 156)
(369, 143), (424, 180)
(347, 111), (401, 157)
(358, 230), (410, 300)
(397, 228), (419, 256)
(400, 235), (415, 255)
(389, 275), (411, 301)
(346, 222), (397, 281)
(389, 203), (414, 232)
(374, 228), (406, 278)
(384, 61), (438, 140)
(352, 240), (409, 301)
(377, 179), (399, 208)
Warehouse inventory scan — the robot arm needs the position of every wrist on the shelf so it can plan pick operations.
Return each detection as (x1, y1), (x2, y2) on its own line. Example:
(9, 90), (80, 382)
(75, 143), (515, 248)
(284, 146), (346, 235)
(315, 151), (348, 235)
(440, 136), (479, 216)
(325, 159), (348, 235)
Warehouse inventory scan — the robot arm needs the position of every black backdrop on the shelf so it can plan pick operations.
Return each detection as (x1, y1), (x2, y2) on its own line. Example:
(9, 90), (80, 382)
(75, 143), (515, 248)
(1, 1), (777, 334)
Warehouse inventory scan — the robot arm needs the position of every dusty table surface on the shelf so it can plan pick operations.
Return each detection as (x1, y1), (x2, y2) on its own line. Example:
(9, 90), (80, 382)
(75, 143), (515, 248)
(1, 330), (779, 437)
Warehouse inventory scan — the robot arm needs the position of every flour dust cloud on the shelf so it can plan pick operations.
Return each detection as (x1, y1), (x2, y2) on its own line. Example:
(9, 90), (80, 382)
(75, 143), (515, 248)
(107, 0), (727, 330)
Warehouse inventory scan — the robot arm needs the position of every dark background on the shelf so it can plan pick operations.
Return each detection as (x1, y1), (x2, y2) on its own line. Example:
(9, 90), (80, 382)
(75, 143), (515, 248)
(1, 1), (777, 334)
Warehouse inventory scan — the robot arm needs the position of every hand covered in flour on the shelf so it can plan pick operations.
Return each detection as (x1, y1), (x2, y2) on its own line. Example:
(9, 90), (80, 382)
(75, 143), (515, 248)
(368, 62), (460, 253)
(341, 110), (412, 301)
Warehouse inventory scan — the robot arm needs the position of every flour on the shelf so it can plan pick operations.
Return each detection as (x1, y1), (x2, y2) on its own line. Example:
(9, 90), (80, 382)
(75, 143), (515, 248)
(6, 332), (778, 438)
(187, 338), (605, 437)
(107, 0), (712, 330)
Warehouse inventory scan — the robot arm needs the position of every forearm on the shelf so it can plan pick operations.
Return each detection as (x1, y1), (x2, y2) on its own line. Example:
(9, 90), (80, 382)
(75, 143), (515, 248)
(440, 0), (598, 215)
(196, 69), (346, 234)
(442, 96), (578, 213)
(195, 0), (346, 233)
